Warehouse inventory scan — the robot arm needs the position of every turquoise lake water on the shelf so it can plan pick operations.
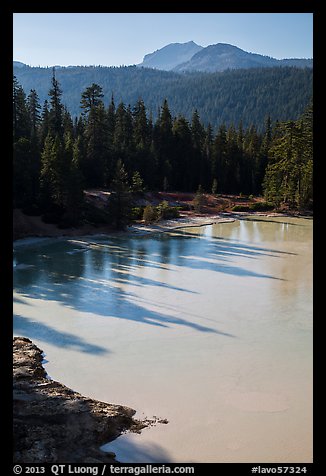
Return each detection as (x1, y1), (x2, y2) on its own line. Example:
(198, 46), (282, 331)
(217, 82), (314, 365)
(13, 216), (313, 462)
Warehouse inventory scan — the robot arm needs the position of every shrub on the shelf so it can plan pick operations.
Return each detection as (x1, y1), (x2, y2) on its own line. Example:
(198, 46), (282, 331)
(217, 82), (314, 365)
(156, 200), (169, 219)
(179, 204), (191, 211)
(143, 205), (157, 224)
(250, 201), (274, 211)
(193, 187), (206, 212)
(131, 206), (144, 220)
(232, 205), (250, 212)
(232, 202), (275, 212)
(155, 201), (180, 220)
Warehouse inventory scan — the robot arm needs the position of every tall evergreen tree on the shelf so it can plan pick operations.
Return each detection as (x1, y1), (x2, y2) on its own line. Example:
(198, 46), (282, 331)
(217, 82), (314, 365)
(48, 68), (64, 138)
(107, 159), (131, 229)
(263, 104), (313, 209)
(191, 110), (207, 189)
(13, 76), (30, 140)
(212, 124), (228, 193)
(60, 133), (85, 226)
(133, 99), (150, 150)
(27, 89), (41, 139)
(80, 83), (104, 114)
(40, 100), (50, 148)
(26, 89), (42, 207)
(81, 84), (108, 187)
(153, 99), (174, 189)
(172, 115), (193, 190)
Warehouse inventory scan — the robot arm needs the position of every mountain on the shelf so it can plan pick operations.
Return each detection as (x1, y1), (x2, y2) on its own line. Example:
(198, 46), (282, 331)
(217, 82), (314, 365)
(173, 43), (313, 72)
(13, 64), (312, 131)
(13, 61), (27, 68)
(138, 41), (203, 71)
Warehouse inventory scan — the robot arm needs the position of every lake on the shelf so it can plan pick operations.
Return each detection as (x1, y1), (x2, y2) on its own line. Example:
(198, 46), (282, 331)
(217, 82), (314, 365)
(13, 216), (313, 463)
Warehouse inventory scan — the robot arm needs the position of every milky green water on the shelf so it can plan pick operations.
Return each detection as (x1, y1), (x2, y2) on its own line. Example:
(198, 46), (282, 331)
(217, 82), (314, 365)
(13, 216), (313, 463)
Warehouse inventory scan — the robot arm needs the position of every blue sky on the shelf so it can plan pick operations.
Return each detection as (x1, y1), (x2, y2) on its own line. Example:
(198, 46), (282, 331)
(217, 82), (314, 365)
(13, 13), (313, 67)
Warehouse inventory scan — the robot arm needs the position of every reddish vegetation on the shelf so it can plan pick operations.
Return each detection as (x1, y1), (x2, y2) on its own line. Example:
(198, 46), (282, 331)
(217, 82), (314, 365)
(152, 191), (263, 216)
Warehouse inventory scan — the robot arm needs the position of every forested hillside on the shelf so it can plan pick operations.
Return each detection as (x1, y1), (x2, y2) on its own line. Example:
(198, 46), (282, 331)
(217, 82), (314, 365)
(13, 64), (312, 131)
(13, 72), (313, 230)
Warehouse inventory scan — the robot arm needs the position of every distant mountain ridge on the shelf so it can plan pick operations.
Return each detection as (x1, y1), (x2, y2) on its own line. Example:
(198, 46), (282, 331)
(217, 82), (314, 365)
(13, 63), (312, 131)
(138, 41), (312, 72)
(14, 42), (313, 73)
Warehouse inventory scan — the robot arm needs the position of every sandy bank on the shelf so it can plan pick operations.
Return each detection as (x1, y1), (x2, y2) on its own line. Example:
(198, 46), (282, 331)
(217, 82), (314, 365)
(128, 214), (236, 234)
(13, 208), (116, 241)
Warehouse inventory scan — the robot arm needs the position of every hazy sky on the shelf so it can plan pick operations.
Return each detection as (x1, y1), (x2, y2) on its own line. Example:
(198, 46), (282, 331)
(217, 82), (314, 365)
(13, 13), (313, 67)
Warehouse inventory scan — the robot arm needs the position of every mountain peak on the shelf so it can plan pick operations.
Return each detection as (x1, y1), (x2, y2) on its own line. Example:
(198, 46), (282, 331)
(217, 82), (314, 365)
(173, 42), (313, 72)
(13, 61), (27, 68)
(138, 41), (203, 71)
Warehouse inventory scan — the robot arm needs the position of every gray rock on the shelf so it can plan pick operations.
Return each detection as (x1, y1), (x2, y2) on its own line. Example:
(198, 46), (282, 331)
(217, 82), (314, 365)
(13, 337), (147, 463)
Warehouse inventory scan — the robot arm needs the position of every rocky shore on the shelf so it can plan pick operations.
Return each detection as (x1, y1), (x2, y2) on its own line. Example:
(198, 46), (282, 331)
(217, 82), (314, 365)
(13, 337), (153, 463)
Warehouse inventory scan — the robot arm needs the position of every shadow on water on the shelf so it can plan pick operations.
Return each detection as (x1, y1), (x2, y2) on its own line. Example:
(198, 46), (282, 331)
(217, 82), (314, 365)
(241, 216), (310, 226)
(13, 275), (226, 335)
(172, 228), (297, 257)
(13, 229), (293, 346)
(13, 314), (108, 355)
(13, 295), (31, 305)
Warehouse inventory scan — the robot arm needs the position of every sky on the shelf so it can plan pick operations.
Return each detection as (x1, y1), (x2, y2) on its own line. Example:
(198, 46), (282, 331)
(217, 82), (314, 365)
(13, 13), (313, 67)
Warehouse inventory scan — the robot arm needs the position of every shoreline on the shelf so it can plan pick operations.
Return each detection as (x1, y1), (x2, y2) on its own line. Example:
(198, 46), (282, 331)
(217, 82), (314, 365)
(13, 209), (313, 245)
(13, 337), (165, 463)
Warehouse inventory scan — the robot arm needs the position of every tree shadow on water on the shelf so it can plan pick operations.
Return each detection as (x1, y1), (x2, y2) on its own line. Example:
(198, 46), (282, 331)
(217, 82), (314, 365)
(14, 277), (227, 335)
(13, 240), (231, 336)
(14, 230), (291, 341)
(13, 313), (108, 355)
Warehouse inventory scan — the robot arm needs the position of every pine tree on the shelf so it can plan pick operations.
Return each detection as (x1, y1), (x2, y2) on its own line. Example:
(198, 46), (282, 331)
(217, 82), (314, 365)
(27, 89), (41, 139)
(13, 77), (38, 209)
(114, 102), (134, 157)
(13, 76), (30, 140)
(154, 99), (174, 189)
(26, 89), (42, 208)
(263, 104), (313, 209)
(48, 68), (64, 138)
(80, 83), (104, 114)
(105, 95), (116, 184)
(172, 115), (193, 190)
(82, 89), (108, 187)
(133, 99), (150, 150)
(131, 171), (145, 194)
(107, 159), (131, 229)
(212, 124), (227, 193)
(60, 133), (85, 226)
(191, 110), (207, 189)
(40, 100), (50, 148)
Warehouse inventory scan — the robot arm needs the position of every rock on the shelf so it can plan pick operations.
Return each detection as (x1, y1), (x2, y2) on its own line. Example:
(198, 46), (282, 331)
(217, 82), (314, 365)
(13, 337), (148, 463)
(158, 418), (169, 424)
(103, 451), (116, 458)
